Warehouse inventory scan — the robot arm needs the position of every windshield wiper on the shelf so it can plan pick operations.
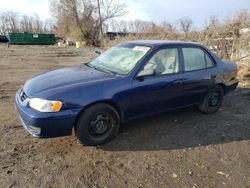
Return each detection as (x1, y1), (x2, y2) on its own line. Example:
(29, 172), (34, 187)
(86, 63), (118, 76)
(97, 66), (118, 76)
(85, 63), (95, 69)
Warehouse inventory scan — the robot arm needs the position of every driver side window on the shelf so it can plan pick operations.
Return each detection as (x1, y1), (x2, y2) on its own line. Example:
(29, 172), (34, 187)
(143, 48), (179, 75)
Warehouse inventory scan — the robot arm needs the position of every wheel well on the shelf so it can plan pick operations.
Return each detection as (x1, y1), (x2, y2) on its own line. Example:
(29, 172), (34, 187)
(73, 100), (122, 129)
(217, 83), (226, 94)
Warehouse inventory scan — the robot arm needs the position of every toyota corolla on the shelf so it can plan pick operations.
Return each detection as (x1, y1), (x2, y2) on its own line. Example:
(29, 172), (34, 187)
(15, 40), (238, 145)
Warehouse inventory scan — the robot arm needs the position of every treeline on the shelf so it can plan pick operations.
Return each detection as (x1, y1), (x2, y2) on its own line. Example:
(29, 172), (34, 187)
(0, 11), (54, 35)
(49, 0), (249, 60)
(107, 10), (250, 60)
(1, 1), (249, 61)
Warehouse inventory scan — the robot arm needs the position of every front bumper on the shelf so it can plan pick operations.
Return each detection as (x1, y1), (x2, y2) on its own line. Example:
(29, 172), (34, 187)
(15, 90), (81, 138)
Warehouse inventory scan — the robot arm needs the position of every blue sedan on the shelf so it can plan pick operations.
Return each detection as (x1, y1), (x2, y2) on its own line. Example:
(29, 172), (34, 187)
(15, 40), (238, 145)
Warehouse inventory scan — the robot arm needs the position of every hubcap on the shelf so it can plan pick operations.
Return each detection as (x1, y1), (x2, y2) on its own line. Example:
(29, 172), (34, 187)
(89, 113), (114, 137)
(208, 92), (220, 107)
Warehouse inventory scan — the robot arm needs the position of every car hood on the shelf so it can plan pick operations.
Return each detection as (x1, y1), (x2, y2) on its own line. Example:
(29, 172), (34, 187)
(23, 65), (114, 96)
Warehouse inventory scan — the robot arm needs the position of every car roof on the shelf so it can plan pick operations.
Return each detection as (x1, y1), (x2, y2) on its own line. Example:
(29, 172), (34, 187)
(122, 40), (201, 47)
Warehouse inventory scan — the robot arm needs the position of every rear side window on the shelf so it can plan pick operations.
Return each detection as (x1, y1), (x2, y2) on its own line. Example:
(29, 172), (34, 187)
(205, 53), (215, 68)
(182, 48), (215, 71)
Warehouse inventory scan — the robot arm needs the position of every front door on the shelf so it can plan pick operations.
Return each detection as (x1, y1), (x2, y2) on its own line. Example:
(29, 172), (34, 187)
(128, 47), (184, 120)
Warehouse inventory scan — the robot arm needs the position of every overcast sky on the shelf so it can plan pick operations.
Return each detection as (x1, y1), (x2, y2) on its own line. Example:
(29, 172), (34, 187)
(0, 0), (249, 28)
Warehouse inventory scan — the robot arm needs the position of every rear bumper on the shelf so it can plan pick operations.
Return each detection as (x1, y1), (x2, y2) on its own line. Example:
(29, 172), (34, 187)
(15, 90), (81, 138)
(225, 82), (238, 95)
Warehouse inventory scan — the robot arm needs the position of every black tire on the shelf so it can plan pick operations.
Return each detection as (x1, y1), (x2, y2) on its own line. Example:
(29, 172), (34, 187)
(75, 103), (120, 146)
(198, 85), (224, 114)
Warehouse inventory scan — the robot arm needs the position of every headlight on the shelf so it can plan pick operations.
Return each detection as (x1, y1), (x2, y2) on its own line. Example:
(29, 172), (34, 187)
(29, 98), (62, 112)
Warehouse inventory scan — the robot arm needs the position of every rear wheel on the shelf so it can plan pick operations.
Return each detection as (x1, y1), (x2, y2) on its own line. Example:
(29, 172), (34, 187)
(198, 85), (224, 114)
(75, 104), (120, 146)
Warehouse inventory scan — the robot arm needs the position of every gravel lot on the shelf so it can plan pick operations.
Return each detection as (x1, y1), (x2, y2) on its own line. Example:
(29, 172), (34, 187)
(0, 44), (249, 188)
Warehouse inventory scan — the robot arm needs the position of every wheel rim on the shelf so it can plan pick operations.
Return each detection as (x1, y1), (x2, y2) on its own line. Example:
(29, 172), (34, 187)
(88, 113), (114, 140)
(208, 92), (220, 107)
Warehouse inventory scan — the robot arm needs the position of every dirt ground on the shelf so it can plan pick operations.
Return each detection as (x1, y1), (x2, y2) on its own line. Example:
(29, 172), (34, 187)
(0, 44), (249, 188)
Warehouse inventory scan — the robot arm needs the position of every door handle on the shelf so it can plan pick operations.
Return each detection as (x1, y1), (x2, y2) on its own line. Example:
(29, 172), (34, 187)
(173, 79), (183, 85)
(203, 75), (216, 80)
(211, 75), (216, 79)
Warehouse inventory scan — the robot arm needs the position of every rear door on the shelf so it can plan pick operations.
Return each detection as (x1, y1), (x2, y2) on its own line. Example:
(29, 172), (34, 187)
(180, 46), (217, 105)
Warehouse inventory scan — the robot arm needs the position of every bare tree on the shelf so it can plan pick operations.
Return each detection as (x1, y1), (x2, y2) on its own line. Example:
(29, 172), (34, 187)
(0, 12), (8, 35)
(179, 18), (193, 39)
(20, 15), (34, 33)
(0, 11), (19, 34)
(33, 14), (44, 33)
(5, 11), (19, 33)
(43, 18), (55, 33)
(49, 0), (127, 46)
(100, 0), (127, 22)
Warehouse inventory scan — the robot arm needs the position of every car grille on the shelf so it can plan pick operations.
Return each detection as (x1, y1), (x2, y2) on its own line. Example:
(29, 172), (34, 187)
(20, 89), (28, 102)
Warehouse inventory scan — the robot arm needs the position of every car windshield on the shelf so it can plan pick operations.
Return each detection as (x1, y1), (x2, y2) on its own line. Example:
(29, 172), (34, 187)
(88, 44), (151, 75)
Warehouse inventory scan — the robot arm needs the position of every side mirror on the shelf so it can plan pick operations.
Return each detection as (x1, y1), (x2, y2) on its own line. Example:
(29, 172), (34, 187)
(137, 69), (155, 79)
(95, 50), (103, 55)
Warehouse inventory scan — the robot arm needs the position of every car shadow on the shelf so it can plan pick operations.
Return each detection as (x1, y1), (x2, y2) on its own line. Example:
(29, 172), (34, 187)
(100, 87), (250, 151)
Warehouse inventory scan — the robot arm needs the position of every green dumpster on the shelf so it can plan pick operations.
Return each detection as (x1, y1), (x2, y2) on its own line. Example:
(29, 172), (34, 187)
(8, 33), (56, 45)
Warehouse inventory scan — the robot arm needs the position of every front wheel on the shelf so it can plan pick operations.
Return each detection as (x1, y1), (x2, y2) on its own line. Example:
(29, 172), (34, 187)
(75, 104), (120, 146)
(198, 85), (224, 114)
